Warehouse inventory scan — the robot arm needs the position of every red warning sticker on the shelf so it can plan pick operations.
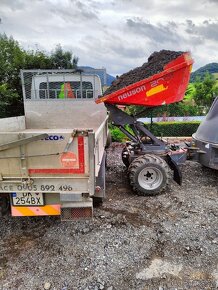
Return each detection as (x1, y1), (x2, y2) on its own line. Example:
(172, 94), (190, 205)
(60, 152), (77, 168)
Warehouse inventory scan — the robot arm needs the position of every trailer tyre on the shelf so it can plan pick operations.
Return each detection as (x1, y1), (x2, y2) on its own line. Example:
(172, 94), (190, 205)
(128, 154), (170, 196)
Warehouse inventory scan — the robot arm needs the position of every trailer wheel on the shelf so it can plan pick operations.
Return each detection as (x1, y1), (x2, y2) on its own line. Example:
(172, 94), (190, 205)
(122, 147), (130, 167)
(128, 154), (170, 196)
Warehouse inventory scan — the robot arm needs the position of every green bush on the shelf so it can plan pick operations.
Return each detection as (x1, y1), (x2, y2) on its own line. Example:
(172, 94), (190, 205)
(109, 121), (201, 142)
(149, 121), (201, 137)
(109, 125), (128, 142)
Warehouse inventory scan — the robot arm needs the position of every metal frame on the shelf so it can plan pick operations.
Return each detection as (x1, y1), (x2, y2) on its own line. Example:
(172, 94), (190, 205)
(106, 104), (166, 150)
(20, 69), (106, 101)
(0, 134), (48, 152)
(106, 104), (182, 185)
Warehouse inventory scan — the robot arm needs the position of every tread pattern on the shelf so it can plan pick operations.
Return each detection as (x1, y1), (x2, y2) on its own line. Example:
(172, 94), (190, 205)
(128, 154), (170, 196)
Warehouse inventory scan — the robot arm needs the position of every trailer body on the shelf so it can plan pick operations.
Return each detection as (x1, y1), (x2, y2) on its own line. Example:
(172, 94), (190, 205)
(0, 70), (108, 219)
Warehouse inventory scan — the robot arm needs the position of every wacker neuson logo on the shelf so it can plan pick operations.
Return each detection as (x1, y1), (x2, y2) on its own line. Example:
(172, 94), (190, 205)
(118, 85), (146, 101)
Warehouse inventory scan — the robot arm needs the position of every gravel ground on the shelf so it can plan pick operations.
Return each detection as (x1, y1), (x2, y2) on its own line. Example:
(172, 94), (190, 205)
(0, 143), (218, 290)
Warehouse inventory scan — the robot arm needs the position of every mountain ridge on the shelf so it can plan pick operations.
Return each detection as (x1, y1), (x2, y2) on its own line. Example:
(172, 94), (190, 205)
(79, 66), (115, 86)
(190, 63), (218, 82)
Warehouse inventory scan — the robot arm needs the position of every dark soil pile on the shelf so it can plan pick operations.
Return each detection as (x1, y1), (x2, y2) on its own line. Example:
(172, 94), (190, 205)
(104, 50), (184, 96)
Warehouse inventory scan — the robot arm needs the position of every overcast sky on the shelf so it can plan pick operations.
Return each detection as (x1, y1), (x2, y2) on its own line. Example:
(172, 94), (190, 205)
(0, 0), (218, 75)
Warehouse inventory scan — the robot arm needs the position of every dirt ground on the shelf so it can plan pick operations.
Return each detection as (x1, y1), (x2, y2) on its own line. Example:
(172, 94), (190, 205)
(0, 143), (218, 290)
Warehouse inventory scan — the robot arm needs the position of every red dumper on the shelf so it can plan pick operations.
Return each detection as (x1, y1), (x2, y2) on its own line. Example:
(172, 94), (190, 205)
(97, 52), (194, 195)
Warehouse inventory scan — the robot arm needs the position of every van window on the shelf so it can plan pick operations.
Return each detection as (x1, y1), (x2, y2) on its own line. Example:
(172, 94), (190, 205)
(39, 81), (93, 99)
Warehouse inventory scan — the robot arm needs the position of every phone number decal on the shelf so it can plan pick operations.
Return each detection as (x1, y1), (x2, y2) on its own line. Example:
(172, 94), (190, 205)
(0, 184), (74, 192)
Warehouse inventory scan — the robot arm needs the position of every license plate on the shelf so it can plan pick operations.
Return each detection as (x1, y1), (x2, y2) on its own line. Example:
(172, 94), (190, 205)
(12, 192), (44, 206)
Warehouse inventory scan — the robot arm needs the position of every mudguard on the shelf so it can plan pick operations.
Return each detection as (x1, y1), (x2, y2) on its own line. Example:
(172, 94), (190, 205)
(166, 154), (182, 185)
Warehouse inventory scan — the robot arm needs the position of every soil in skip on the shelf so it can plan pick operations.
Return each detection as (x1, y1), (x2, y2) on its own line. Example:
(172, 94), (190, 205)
(104, 50), (184, 96)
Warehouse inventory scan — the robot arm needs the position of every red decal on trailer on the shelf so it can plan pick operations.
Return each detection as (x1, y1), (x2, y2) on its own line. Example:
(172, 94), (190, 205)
(29, 136), (85, 175)
(60, 152), (78, 168)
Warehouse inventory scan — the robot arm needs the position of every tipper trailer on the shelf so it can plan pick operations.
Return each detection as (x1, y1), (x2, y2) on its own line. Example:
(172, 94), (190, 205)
(0, 70), (108, 220)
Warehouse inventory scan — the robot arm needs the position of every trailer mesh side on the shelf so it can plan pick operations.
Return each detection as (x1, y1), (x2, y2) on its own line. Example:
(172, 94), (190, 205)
(61, 207), (93, 221)
(20, 69), (107, 100)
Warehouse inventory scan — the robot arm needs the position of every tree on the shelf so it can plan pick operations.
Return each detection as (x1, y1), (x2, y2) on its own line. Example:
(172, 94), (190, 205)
(127, 100), (199, 120)
(24, 49), (52, 69)
(0, 34), (79, 118)
(0, 84), (23, 118)
(192, 72), (218, 113)
(0, 34), (24, 85)
(50, 44), (78, 69)
(0, 34), (25, 116)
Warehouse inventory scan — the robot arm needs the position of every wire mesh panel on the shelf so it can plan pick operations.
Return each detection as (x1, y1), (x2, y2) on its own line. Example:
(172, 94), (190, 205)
(79, 67), (107, 86)
(61, 207), (93, 221)
(20, 69), (104, 101)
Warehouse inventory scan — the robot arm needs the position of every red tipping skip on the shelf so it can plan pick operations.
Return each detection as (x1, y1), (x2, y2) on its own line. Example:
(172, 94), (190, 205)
(96, 52), (193, 107)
